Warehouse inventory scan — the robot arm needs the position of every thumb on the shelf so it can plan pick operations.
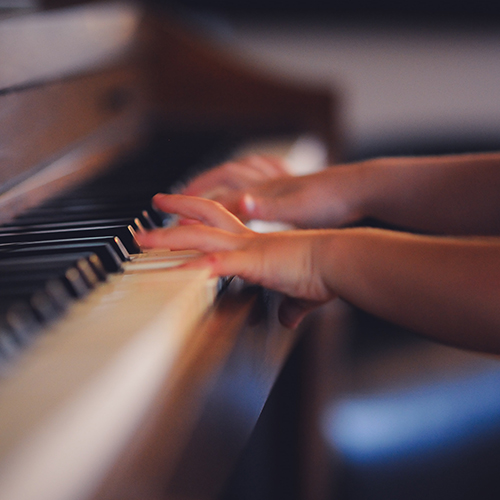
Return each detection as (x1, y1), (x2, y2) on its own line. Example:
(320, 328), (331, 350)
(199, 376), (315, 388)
(239, 191), (299, 224)
(278, 297), (324, 329)
(239, 193), (273, 221)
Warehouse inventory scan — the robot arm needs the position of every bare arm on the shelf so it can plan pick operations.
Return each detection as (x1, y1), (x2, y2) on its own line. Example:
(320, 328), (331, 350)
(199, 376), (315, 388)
(321, 229), (500, 353)
(355, 153), (500, 235)
(139, 194), (500, 354)
(182, 152), (500, 235)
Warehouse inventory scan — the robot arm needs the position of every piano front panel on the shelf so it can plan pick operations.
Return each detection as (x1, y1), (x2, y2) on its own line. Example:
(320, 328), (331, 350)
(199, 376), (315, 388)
(0, 66), (146, 224)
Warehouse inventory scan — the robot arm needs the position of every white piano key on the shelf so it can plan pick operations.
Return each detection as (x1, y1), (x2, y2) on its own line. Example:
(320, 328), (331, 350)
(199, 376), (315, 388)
(0, 252), (217, 500)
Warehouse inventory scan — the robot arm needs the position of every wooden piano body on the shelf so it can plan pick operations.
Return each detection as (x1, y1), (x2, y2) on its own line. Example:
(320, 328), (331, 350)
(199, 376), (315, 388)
(0, 2), (338, 500)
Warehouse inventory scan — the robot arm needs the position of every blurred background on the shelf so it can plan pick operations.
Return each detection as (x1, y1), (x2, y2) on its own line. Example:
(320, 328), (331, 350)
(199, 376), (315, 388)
(148, 2), (500, 499)
(159, 0), (500, 162)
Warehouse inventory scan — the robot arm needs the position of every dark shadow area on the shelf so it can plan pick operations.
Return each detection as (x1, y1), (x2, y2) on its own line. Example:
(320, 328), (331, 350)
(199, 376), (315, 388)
(348, 135), (500, 163)
(155, 0), (500, 23)
(333, 431), (500, 500)
(219, 334), (305, 500)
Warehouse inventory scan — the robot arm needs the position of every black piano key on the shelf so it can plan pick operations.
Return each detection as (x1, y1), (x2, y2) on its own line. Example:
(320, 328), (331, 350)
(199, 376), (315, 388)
(0, 225), (140, 254)
(15, 207), (162, 228)
(0, 279), (72, 313)
(0, 301), (41, 346)
(0, 251), (107, 282)
(0, 255), (101, 289)
(0, 217), (145, 233)
(0, 268), (90, 299)
(0, 326), (19, 361)
(23, 198), (153, 211)
(28, 292), (60, 323)
(0, 292), (60, 324)
(133, 209), (159, 228)
(4, 243), (123, 273)
(0, 236), (130, 262)
(80, 253), (107, 282)
(39, 197), (150, 208)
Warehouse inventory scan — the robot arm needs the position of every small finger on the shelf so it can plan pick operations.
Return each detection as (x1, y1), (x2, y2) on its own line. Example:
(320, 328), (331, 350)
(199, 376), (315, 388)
(136, 225), (241, 252)
(240, 155), (290, 177)
(278, 297), (324, 329)
(182, 167), (234, 196)
(153, 194), (250, 234)
(182, 161), (268, 196)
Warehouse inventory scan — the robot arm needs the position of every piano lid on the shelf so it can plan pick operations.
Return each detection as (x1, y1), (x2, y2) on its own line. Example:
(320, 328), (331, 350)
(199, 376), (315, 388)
(0, 1), (141, 91)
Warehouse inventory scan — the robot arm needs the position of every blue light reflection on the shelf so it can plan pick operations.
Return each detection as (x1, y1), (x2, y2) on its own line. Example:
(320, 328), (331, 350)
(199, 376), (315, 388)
(324, 368), (500, 464)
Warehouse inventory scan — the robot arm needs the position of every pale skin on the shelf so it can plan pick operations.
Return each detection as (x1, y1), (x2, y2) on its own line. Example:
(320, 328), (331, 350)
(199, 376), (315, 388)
(137, 152), (500, 354)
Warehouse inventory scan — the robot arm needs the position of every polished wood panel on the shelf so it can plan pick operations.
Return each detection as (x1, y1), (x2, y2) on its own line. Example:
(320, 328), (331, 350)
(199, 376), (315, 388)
(0, 68), (140, 186)
(0, 67), (145, 224)
(90, 284), (299, 500)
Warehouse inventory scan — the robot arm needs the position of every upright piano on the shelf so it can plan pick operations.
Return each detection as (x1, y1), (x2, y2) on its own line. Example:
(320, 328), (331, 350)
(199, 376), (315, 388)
(0, 2), (338, 499)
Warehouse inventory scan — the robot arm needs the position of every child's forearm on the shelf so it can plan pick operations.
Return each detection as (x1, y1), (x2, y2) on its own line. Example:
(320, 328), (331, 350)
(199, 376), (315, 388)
(349, 153), (500, 235)
(319, 228), (500, 352)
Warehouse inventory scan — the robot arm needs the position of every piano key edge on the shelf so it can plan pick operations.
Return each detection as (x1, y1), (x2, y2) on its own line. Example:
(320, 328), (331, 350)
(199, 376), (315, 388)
(90, 282), (299, 500)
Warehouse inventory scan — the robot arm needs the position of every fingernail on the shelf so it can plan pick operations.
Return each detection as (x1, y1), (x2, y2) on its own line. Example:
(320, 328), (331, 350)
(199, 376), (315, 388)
(242, 193), (256, 215)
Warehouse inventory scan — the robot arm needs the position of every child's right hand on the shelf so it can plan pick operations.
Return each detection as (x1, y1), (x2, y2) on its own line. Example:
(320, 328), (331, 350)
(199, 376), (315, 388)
(138, 194), (338, 328)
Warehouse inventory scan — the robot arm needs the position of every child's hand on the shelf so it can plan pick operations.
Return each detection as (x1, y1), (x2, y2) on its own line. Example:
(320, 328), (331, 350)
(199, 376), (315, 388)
(183, 155), (289, 199)
(138, 194), (337, 328)
(181, 155), (291, 223)
(182, 155), (365, 229)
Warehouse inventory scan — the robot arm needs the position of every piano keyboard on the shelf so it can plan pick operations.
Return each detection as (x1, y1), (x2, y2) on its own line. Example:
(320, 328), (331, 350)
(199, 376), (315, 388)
(0, 131), (232, 361)
(0, 132), (231, 500)
(0, 131), (325, 360)
(0, 257), (217, 500)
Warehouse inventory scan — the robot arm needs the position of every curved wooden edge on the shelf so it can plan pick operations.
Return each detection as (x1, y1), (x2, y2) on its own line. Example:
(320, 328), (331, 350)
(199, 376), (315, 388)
(90, 285), (300, 500)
